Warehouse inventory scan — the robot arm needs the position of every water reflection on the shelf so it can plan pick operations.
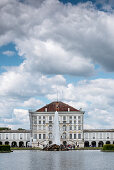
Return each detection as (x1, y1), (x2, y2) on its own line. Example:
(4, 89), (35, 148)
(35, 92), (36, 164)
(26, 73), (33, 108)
(0, 150), (114, 170)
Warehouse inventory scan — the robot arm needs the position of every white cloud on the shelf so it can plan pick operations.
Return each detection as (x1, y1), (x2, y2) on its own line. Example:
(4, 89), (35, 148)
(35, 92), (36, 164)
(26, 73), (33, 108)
(47, 79), (114, 129)
(0, 0), (114, 75)
(0, 0), (114, 129)
(2, 50), (15, 56)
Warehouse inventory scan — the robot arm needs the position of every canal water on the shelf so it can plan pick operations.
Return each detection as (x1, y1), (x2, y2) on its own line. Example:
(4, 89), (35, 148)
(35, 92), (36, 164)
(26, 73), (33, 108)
(0, 150), (114, 170)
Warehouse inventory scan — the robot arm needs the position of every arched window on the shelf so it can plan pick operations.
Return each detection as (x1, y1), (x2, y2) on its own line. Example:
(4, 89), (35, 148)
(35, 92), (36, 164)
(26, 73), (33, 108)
(91, 141), (96, 147)
(63, 133), (66, 139)
(49, 125), (52, 131)
(84, 141), (89, 147)
(49, 133), (52, 139)
(98, 141), (104, 147)
(63, 125), (66, 131)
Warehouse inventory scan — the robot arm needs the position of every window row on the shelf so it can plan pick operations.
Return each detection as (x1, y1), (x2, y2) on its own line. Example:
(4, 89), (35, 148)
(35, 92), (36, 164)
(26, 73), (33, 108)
(33, 115), (82, 122)
(33, 133), (82, 139)
(84, 133), (114, 139)
(33, 120), (82, 124)
(0, 134), (30, 140)
(33, 125), (82, 131)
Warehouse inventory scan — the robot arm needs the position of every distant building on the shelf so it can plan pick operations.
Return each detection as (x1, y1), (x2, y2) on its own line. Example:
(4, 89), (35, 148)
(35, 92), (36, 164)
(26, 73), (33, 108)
(0, 101), (114, 148)
(84, 129), (114, 147)
(29, 101), (84, 148)
(0, 130), (30, 147)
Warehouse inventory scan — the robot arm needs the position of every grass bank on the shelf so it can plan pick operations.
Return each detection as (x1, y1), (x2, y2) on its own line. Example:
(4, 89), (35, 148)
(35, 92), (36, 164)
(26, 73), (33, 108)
(101, 144), (114, 152)
(0, 145), (11, 153)
(75, 147), (102, 150)
(11, 147), (41, 150)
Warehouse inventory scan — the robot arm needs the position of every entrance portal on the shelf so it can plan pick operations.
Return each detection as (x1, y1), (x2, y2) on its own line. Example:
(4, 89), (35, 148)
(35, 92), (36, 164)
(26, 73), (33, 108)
(106, 141), (110, 144)
(19, 141), (24, 147)
(91, 141), (96, 147)
(49, 141), (52, 145)
(63, 141), (67, 146)
(12, 141), (17, 147)
(98, 141), (104, 147)
(84, 141), (89, 147)
(5, 141), (9, 145)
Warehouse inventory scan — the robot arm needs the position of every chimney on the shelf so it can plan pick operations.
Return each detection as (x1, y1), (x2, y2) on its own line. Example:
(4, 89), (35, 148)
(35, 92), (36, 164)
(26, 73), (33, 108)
(45, 108), (47, 112)
(79, 108), (82, 111)
(68, 108), (70, 112)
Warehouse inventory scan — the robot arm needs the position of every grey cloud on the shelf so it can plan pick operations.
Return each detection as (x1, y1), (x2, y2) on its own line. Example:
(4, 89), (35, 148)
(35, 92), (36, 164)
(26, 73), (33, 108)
(0, 0), (114, 75)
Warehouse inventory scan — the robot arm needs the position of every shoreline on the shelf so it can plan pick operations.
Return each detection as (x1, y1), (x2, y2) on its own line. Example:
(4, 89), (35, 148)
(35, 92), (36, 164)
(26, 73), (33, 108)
(11, 147), (102, 151)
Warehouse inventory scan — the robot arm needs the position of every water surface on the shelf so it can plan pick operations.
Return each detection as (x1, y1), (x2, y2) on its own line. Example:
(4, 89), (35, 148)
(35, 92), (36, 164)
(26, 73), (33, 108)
(0, 150), (114, 170)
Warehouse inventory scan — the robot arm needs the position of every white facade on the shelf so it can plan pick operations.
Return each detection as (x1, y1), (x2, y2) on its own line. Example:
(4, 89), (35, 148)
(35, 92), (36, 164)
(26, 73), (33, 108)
(29, 110), (84, 148)
(0, 101), (114, 148)
(84, 129), (114, 147)
(0, 130), (30, 147)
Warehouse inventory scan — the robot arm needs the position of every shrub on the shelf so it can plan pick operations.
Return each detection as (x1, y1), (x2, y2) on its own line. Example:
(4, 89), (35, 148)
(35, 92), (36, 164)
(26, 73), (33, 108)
(103, 144), (114, 150)
(0, 145), (11, 151)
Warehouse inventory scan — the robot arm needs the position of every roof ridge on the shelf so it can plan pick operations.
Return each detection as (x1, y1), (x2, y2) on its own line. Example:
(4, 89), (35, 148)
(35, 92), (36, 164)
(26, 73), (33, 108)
(36, 101), (79, 112)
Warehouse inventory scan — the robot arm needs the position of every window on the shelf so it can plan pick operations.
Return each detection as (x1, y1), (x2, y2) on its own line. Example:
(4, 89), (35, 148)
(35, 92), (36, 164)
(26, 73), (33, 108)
(49, 125), (52, 131)
(27, 134), (30, 140)
(107, 133), (109, 139)
(39, 126), (41, 130)
(78, 134), (81, 139)
(43, 116), (45, 119)
(49, 133), (52, 139)
(70, 125), (72, 130)
(69, 116), (72, 119)
(93, 133), (95, 139)
(70, 134), (72, 139)
(63, 133), (66, 139)
(74, 126), (76, 130)
(43, 134), (46, 139)
(34, 116), (37, 124)
(20, 134), (23, 140)
(100, 133), (102, 139)
(6, 134), (8, 139)
(13, 134), (15, 140)
(69, 120), (72, 124)
(74, 120), (76, 124)
(78, 120), (81, 124)
(63, 121), (66, 124)
(33, 126), (37, 130)
(39, 116), (41, 119)
(34, 120), (37, 124)
(49, 116), (52, 120)
(34, 134), (37, 139)
(63, 125), (66, 131)
(78, 116), (81, 119)
(74, 116), (76, 119)
(78, 126), (81, 130)
(63, 116), (66, 120)
(43, 126), (46, 130)
(43, 121), (45, 124)
(39, 134), (41, 139)
(39, 121), (41, 124)
(74, 134), (76, 139)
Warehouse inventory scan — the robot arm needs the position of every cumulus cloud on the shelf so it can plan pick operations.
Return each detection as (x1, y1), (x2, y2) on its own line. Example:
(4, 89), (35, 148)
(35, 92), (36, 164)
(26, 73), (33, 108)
(2, 50), (15, 56)
(0, 0), (114, 75)
(0, 0), (114, 129)
(0, 63), (66, 128)
(47, 79), (114, 129)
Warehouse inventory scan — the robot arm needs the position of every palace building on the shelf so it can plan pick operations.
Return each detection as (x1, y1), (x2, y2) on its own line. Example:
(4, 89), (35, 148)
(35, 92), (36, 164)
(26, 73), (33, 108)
(29, 101), (84, 148)
(0, 101), (114, 148)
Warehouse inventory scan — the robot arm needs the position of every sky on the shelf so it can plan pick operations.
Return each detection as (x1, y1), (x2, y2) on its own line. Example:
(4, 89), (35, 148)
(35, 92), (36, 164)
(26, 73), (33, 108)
(0, 0), (114, 130)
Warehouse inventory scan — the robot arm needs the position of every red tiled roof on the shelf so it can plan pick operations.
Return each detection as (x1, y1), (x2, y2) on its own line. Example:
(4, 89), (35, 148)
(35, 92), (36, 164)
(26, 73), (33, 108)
(36, 101), (79, 112)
